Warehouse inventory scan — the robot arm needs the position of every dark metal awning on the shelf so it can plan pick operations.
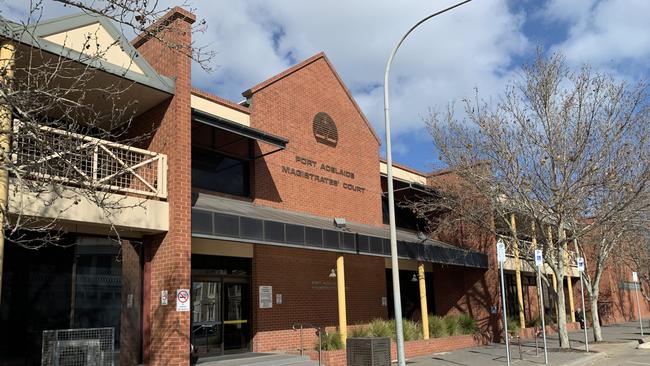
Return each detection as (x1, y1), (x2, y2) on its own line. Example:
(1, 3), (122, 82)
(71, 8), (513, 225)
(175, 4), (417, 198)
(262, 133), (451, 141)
(191, 193), (488, 269)
(192, 109), (288, 150)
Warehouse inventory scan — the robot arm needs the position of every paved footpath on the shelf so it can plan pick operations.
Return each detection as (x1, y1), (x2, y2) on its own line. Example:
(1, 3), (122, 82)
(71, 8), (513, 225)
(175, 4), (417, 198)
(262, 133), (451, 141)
(407, 321), (650, 366)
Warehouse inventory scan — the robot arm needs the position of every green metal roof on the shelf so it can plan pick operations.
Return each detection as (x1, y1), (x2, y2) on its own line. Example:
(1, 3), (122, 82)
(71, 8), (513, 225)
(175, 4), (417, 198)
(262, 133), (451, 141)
(0, 12), (175, 94)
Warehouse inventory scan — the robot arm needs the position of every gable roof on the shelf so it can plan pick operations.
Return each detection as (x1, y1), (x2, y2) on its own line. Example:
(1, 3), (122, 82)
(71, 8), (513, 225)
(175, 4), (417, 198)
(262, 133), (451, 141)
(242, 52), (381, 145)
(0, 12), (175, 94)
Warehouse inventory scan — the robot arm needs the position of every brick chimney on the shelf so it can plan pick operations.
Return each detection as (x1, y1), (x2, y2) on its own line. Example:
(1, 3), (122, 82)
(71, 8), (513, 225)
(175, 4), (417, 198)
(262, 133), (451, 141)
(133, 7), (194, 366)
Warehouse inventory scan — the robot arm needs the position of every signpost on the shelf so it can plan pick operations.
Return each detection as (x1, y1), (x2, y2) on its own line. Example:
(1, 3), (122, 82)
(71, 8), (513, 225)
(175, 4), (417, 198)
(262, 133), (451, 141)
(534, 249), (548, 364)
(496, 239), (511, 366)
(577, 257), (589, 352)
(633, 272), (644, 337)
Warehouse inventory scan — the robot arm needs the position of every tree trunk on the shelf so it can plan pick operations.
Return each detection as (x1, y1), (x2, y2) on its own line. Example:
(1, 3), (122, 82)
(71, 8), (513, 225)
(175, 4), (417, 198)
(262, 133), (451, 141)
(590, 291), (603, 342)
(556, 274), (570, 347)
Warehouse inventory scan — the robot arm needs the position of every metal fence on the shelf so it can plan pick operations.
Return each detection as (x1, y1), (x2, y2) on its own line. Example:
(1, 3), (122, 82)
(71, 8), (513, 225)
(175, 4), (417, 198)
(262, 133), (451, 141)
(41, 328), (114, 366)
(13, 122), (167, 198)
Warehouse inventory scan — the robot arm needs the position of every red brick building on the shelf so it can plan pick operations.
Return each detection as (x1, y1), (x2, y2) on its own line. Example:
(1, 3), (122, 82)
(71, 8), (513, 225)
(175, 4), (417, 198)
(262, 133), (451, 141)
(0, 8), (647, 366)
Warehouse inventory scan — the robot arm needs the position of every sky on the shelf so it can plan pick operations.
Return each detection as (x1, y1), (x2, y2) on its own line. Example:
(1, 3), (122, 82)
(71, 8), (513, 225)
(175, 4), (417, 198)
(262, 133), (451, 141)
(3, 0), (650, 173)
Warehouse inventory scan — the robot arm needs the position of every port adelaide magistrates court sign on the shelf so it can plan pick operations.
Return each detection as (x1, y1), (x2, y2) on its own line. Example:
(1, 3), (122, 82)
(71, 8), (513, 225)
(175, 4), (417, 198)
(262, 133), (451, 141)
(280, 112), (366, 193)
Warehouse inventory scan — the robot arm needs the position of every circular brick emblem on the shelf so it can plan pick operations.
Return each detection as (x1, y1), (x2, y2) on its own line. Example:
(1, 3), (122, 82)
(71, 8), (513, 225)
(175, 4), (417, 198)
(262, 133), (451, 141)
(313, 112), (338, 147)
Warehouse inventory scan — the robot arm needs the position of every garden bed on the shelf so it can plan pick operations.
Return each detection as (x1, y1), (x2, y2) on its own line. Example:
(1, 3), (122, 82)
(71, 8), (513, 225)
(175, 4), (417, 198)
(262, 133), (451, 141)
(305, 334), (485, 366)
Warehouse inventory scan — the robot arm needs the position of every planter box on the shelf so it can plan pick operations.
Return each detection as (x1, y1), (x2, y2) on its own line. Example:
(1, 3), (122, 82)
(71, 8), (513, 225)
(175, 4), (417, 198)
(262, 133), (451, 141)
(306, 334), (485, 366)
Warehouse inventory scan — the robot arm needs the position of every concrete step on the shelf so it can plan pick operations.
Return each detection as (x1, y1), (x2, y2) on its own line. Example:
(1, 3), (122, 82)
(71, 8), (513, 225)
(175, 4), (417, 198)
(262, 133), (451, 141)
(197, 353), (317, 366)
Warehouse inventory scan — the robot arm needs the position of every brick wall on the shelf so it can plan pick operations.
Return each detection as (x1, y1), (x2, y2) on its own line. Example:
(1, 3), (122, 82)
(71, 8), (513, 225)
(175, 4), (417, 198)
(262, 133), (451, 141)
(246, 54), (382, 227)
(132, 7), (194, 366)
(599, 260), (650, 324)
(430, 263), (500, 336)
(251, 245), (388, 352)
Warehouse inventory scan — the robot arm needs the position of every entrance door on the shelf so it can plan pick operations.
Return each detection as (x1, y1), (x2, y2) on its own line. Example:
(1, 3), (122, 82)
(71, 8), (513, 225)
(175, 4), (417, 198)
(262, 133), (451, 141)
(223, 280), (250, 353)
(191, 281), (223, 357)
(191, 277), (250, 358)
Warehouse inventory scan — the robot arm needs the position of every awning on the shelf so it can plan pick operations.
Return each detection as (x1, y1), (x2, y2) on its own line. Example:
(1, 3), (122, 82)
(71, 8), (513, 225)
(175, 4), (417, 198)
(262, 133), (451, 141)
(191, 192), (488, 269)
(192, 109), (288, 150)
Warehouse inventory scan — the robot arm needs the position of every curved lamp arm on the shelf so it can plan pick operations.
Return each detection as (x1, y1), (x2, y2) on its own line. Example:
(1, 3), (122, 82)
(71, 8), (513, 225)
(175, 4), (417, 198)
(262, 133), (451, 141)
(382, 1), (473, 365)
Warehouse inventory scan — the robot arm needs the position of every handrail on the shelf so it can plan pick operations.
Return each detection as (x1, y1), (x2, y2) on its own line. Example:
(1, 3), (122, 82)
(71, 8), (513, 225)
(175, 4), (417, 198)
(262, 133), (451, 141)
(292, 323), (322, 366)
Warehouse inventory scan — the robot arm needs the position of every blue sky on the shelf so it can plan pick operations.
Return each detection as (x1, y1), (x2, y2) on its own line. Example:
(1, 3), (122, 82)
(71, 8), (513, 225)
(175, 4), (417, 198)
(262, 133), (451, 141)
(3, 0), (650, 173)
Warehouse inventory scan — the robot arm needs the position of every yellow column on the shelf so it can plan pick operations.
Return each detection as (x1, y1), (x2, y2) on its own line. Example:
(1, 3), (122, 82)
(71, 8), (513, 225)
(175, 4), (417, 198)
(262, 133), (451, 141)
(336, 255), (347, 345)
(511, 213), (526, 330)
(562, 230), (576, 322)
(418, 262), (430, 340)
(0, 41), (16, 300)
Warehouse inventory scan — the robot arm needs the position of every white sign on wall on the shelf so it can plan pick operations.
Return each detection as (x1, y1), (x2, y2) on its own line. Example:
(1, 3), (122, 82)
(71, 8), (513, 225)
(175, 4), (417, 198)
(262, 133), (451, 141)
(577, 257), (585, 272)
(496, 239), (506, 263)
(633, 272), (639, 283)
(176, 289), (190, 312)
(259, 286), (273, 309)
(534, 250), (543, 267)
(161, 290), (168, 306)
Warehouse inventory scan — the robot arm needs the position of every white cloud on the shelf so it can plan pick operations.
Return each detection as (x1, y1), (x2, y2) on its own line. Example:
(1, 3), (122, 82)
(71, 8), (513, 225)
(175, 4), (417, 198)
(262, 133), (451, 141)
(190, 0), (529, 150)
(2, 0), (529, 158)
(544, 0), (650, 71)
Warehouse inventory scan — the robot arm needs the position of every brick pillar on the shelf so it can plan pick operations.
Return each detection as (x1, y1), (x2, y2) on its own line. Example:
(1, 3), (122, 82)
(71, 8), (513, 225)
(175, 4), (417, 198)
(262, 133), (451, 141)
(120, 240), (143, 366)
(133, 7), (195, 366)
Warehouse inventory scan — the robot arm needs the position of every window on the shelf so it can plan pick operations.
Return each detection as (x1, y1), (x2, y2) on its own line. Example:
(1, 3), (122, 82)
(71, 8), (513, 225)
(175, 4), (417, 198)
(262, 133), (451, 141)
(192, 146), (250, 196)
(191, 122), (251, 197)
(382, 197), (427, 231)
(0, 235), (143, 365)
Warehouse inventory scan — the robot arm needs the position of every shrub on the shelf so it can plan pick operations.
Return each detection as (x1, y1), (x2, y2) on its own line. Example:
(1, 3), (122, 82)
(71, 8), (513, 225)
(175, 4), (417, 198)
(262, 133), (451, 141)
(507, 317), (521, 336)
(428, 315), (448, 338)
(444, 315), (461, 336)
(350, 326), (370, 338)
(457, 314), (479, 334)
(316, 331), (343, 351)
(526, 316), (541, 328)
(368, 319), (393, 338)
(401, 319), (422, 341)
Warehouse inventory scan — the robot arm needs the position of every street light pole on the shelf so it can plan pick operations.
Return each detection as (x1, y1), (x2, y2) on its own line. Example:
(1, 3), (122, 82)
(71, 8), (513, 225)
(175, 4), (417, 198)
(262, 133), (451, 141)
(383, 3), (473, 365)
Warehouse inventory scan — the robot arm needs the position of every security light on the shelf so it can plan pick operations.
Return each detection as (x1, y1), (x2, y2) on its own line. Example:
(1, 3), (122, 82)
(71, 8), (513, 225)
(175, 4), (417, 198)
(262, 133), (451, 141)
(411, 274), (418, 282)
(334, 217), (347, 228)
(329, 269), (337, 278)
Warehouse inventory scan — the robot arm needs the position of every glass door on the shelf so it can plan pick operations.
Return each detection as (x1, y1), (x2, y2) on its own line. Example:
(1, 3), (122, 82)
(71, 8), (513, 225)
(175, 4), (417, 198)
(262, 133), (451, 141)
(191, 281), (222, 357)
(223, 280), (250, 353)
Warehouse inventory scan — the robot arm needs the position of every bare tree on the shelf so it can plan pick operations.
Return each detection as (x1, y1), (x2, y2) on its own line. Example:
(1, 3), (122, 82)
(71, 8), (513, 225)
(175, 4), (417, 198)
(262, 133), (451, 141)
(419, 53), (650, 347)
(0, 0), (212, 304)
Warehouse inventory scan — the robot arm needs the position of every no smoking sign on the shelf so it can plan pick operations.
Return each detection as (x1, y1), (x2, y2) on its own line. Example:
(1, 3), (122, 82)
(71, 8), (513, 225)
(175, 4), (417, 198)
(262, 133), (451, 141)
(176, 289), (190, 312)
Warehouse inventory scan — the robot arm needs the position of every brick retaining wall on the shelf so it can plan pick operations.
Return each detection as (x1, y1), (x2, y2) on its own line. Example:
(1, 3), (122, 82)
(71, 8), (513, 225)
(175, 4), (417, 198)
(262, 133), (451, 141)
(304, 334), (485, 366)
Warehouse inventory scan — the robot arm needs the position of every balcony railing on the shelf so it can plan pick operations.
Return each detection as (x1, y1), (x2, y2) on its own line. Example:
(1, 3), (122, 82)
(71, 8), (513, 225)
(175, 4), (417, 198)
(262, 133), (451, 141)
(12, 123), (167, 199)
(502, 237), (578, 267)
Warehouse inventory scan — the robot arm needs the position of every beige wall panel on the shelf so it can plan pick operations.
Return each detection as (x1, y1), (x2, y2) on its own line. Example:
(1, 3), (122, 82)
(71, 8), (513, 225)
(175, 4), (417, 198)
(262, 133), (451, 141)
(379, 161), (427, 184)
(43, 22), (145, 74)
(8, 179), (168, 232)
(384, 258), (433, 272)
(191, 95), (250, 126)
(192, 237), (254, 258)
